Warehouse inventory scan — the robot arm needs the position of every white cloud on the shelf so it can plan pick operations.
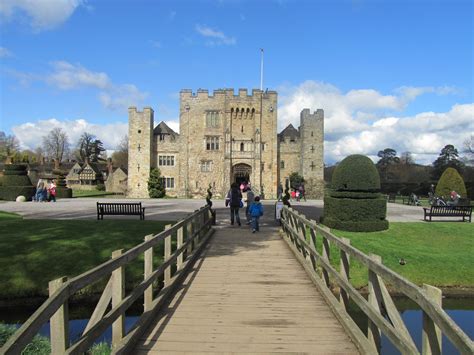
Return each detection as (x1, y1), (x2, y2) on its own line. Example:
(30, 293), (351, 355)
(278, 80), (472, 164)
(195, 24), (236, 46)
(0, 46), (13, 58)
(12, 118), (128, 151)
(47, 61), (110, 89)
(0, 0), (82, 31)
(99, 84), (148, 111)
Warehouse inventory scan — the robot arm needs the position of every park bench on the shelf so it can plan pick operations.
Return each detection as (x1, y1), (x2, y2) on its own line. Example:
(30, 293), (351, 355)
(423, 205), (472, 222)
(97, 202), (146, 220)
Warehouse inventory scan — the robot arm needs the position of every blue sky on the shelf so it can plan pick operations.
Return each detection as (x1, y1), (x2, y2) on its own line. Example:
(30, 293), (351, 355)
(0, 0), (472, 164)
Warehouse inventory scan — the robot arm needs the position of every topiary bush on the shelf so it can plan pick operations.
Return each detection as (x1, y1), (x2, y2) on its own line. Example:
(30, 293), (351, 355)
(0, 164), (35, 201)
(321, 155), (388, 232)
(53, 169), (72, 199)
(435, 167), (467, 199)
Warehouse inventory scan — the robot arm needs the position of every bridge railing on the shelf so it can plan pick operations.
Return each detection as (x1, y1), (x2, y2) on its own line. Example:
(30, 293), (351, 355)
(281, 206), (473, 355)
(1, 206), (214, 355)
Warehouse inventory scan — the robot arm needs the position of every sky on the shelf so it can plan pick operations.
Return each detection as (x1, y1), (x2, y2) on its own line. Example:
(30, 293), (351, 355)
(0, 0), (472, 165)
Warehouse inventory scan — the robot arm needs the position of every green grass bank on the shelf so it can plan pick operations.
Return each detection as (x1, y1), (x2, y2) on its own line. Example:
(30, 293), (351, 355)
(317, 222), (474, 290)
(0, 213), (171, 299)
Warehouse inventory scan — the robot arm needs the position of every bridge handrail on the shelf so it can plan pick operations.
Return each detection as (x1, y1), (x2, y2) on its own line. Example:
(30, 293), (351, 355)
(1, 206), (214, 355)
(281, 206), (474, 354)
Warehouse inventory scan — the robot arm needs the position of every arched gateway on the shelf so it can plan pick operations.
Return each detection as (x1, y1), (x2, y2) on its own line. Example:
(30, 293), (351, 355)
(232, 163), (251, 185)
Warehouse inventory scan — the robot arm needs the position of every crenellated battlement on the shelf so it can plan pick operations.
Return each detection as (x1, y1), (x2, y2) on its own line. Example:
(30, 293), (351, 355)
(179, 88), (277, 100)
(300, 108), (324, 127)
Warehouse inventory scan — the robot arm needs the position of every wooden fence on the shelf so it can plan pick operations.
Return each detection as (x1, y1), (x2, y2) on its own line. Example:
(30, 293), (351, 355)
(1, 206), (214, 355)
(281, 206), (474, 355)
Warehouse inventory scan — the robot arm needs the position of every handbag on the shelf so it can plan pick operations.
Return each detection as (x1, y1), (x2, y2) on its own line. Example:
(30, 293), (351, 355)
(239, 200), (244, 208)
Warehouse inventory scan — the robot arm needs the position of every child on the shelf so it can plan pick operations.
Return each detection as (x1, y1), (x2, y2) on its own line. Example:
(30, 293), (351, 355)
(48, 180), (57, 202)
(249, 196), (264, 233)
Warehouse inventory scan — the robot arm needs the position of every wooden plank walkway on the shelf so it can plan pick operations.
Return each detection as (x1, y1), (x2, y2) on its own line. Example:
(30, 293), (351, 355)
(133, 224), (359, 354)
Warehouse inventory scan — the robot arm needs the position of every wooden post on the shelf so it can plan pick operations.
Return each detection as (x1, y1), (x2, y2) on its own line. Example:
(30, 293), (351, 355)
(339, 237), (350, 311)
(367, 254), (382, 353)
(308, 221), (318, 270)
(177, 226), (184, 270)
(49, 277), (69, 355)
(112, 249), (125, 348)
(186, 218), (193, 255)
(144, 235), (154, 312)
(321, 236), (330, 288)
(164, 224), (172, 287)
(422, 284), (442, 355)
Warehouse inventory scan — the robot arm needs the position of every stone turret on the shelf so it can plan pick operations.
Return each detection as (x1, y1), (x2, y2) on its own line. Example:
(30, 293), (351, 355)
(128, 107), (154, 198)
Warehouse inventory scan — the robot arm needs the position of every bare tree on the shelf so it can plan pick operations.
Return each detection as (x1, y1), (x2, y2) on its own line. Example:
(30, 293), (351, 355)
(400, 151), (415, 165)
(0, 131), (20, 162)
(111, 135), (128, 167)
(42, 128), (70, 163)
(462, 135), (474, 166)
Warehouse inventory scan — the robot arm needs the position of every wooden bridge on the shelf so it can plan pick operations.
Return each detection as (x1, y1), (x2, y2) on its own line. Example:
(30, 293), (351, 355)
(2, 206), (473, 354)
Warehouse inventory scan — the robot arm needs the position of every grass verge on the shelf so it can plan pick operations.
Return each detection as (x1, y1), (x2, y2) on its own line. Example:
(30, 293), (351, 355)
(72, 190), (117, 198)
(0, 213), (172, 299)
(313, 222), (474, 289)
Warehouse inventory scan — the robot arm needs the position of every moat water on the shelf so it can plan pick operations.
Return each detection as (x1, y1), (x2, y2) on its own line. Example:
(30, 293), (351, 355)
(2, 297), (473, 354)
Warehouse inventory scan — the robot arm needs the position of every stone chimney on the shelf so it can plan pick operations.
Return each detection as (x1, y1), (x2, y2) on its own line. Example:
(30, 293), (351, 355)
(107, 158), (113, 175)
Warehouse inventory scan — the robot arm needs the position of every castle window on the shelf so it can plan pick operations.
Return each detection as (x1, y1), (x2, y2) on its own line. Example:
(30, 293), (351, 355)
(241, 125), (243, 133)
(201, 160), (212, 172)
(206, 111), (219, 128)
(160, 177), (175, 189)
(261, 163), (265, 171)
(311, 131), (314, 137)
(159, 134), (165, 141)
(280, 161), (285, 169)
(158, 155), (175, 166)
(206, 136), (220, 150)
(261, 143), (265, 151)
(138, 130), (141, 134)
(240, 142), (244, 151)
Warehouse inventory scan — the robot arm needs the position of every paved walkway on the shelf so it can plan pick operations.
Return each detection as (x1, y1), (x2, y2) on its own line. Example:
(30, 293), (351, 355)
(0, 198), (429, 222)
(133, 222), (359, 354)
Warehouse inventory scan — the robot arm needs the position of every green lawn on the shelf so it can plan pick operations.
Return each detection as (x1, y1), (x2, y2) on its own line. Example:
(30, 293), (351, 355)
(315, 222), (474, 289)
(72, 190), (118, 198)
(0, 213), (173, 299)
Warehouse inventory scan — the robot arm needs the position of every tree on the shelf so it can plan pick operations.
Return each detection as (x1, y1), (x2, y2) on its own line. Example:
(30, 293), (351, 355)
(148, 168), (165, 198)
(462, 135), (473, 166)
(400, 151), (415, 165)
(376, 148), (400, 181)
(0, 131), (20, 162)
(76, 132), (106, 162)
(432, 144), (464, 180)
(289, 172), (305, 190)
(111, 135), (128, 167)
(42, 128), (70, 163)
(376, 148), (400, 167)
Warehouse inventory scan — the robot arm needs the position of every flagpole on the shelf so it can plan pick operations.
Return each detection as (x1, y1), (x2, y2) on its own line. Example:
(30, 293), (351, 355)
(260, 48), (264, 91)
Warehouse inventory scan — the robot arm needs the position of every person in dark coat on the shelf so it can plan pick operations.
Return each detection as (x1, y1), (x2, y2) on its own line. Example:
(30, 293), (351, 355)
(226, 182), (242, 226)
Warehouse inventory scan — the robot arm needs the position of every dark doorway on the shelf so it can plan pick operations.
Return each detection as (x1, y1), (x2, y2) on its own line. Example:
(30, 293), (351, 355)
(232, 163), (251, 185)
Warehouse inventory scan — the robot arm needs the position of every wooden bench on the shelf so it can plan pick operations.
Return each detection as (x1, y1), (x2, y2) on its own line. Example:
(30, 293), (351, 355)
(97, 202), (146, 220)
(423, 205), (472, 222)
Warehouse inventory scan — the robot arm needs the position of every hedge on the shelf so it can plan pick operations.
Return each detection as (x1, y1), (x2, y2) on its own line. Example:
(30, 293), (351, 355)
(329, 191), (383, 199)
(320, 216), (389, 232)
(1, 175), (32, 186)
(56, 187), (73, 198)
(331, 155), (380, 191)
(0, 186), (35, 201)
(323, 196), (387, 221)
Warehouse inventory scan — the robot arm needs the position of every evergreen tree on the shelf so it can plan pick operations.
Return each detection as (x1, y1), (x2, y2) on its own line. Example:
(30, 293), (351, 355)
(432, 144), (464, 179)
(289, 172), (305, 191)
(148, 168), (165, 198)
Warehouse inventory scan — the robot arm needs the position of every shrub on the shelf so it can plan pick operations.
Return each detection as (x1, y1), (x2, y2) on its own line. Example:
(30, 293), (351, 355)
(0, 323), (50, 354)
(88, 342), (111, 355)
(435, 167), (467, 199)
(56, 187), (73, 198)
(332, 155), (380, 191)
(322, 154), (388, 232)
(96, 183), (106, 191)
(148, 168), (165, 198)
(0, 186), (36, 201)
(0, 164), (35, 201)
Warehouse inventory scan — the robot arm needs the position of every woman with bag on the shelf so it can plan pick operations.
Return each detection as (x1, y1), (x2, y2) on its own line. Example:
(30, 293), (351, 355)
(226, 183), (242, 226)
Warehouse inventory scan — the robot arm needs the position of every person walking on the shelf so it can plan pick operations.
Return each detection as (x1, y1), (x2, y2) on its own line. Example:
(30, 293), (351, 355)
(48, 180), (57, 202)
(249, 196), (264, 233)
(226, 182), (242, 226)
(245, 187), (255, 224)
(35, 179), (45, 202)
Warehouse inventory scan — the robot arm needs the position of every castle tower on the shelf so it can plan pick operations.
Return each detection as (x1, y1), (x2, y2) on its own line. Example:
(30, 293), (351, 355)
(127, 107), (154, 198)
(300, 109), (325, 198)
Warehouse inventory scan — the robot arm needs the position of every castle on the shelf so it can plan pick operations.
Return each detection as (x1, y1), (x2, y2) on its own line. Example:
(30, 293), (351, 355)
(127, 88), (324, 199)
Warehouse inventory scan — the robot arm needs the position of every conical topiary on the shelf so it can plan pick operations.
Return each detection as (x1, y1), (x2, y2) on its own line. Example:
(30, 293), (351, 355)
(53, 169), (73, 198)
(321, 155), (388, 232)
(0, 164), (35, 201)
(435, 167), (467, 199)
